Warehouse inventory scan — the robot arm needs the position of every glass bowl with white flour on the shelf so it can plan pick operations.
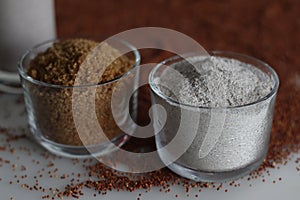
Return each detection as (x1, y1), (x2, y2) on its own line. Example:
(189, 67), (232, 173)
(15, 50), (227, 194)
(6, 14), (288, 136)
(149, 51), (279, 182)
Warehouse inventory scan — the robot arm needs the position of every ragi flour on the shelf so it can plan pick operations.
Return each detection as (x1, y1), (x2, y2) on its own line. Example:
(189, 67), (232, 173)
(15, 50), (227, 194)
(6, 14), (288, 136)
(153, 55), (276, 173)
(160, 56), (274, 107)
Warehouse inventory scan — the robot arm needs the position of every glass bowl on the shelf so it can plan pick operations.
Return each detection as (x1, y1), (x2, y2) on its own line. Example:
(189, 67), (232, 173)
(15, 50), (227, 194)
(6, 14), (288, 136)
(18, 38), (140, 158)
(149, 51), (279, 182)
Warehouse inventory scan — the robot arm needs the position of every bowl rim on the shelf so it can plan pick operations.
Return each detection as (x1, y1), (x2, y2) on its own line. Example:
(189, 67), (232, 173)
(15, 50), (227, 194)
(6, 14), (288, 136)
(17, 37), (141, 88)
(149, 50), (280, 110)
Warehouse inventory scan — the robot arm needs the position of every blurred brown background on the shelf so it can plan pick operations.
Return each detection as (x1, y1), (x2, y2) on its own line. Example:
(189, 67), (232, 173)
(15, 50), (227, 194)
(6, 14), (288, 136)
(55, 0), (300, 80)
(55, 0), (300, 124)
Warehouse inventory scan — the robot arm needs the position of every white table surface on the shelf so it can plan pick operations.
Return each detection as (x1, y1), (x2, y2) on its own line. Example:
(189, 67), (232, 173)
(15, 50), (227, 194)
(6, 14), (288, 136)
(0, 94), (299, 200)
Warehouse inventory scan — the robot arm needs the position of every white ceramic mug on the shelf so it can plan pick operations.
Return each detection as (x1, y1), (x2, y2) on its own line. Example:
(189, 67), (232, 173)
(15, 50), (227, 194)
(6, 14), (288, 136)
(0, 0), (56, 93)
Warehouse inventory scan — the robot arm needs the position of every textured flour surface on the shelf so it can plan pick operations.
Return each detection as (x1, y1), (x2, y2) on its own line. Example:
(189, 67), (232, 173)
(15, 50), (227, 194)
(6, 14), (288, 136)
(163, 56), (274, 107)
(153, 55), (277, 173)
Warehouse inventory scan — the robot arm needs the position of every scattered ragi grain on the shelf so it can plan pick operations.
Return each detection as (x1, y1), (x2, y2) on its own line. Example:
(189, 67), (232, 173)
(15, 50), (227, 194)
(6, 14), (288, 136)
(0, 74), (299, 199)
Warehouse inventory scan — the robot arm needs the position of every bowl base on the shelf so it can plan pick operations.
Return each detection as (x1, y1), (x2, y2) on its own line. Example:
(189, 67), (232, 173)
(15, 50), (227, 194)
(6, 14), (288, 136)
(34, 134), (129, 159)
(166, 157), (265, 182)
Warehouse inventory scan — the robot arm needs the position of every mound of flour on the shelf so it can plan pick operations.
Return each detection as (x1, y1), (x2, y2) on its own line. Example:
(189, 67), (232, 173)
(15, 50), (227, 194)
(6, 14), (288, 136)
(157, 56), (274, 107)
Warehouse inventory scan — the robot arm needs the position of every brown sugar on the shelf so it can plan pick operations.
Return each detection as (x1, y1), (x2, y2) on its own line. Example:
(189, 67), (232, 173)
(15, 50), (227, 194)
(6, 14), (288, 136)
(26, 38), (135, 146)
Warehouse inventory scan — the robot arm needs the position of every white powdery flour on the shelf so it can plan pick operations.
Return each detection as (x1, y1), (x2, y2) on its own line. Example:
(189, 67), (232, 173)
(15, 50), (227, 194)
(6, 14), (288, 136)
(168, 56), (274, 107)
(153, 55), (277, 174)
